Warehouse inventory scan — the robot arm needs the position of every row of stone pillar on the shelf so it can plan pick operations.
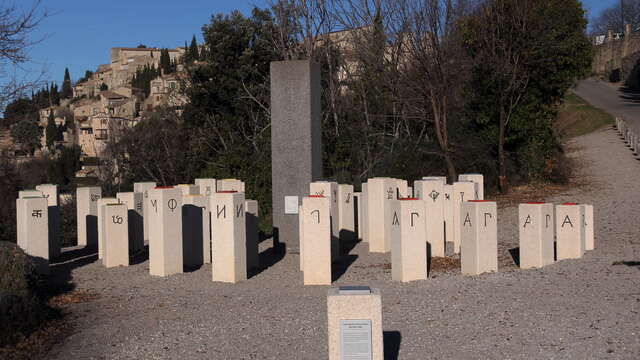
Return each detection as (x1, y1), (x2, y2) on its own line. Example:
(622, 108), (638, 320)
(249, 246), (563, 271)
(616, 117), (639, 155)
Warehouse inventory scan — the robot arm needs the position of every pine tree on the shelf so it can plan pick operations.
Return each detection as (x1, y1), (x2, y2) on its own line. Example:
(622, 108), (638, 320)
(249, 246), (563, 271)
(45, 110), (56, 149)
(62, 67), (73, 99)
(187, 35), (199, 63)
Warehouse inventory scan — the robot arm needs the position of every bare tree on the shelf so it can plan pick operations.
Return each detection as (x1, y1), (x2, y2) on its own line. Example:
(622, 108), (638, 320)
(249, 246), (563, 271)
(590, 0), (640, 35)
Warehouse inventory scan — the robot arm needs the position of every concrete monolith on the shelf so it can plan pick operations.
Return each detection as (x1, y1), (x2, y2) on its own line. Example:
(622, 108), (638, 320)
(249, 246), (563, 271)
(116, 192), (144, 252)
(414, 179), (445, 257)
(35, 184), (59, 258)
(390, 198), (427, 282)
(556, 203), (585, 260)
(211, 192), (247, 283)
(16, 196), (49, 274)
(453, 181), (476, 253)
(148, 186), (183, 277)
(103, 203), (129, 268)
(98, 197), (120, 259)
(302, 195), (331, 285)
(518, 202), (554, 269)
(460, 200), (497, 275)
(76, 187), (101, 247)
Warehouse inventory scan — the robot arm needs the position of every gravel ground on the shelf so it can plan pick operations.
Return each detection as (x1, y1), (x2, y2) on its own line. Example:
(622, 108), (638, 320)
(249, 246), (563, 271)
(45, 127), (640, 360)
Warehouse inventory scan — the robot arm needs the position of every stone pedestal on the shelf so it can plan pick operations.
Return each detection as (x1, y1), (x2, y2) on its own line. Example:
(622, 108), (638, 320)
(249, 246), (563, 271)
(310, 181), (340, 261)
(76, 187), (101, 247)
(148, 187), (183, 277)
(459, 173), (484, 200)
(98, 198), (120, 260)
(460, 200), (497, 275)
(581, 204), (594, 251)
(271, 60), (322, 251)
(103, 203), (129, 268)
(443, 184), (454, 249)
(414, 179), (445, 257)
(134, 182), (156, 243)
(362, 183), (369, 243)
(116, 192), (144, 253)
(453, 181), (476, 253)
(518, 202), (554, 269)
(301, 195), (332, 285)
(211, 192), (247, 283)
(245, 200), (260, 271)
(390, 199), (427, 282)
(16, 196), (49, 274)
(367, 178), (394, 253)
(177, 184), (199, 196)
(217, 179), (245, 192)
(35, 184), (59, 259)
(195, 178), (217, 196)
(338, 184), (355, 242)
(327, 287), (383, 360)
(555, 203), (585, 260)
(183, 194), (211, 265)
(354, 192), (363, 242)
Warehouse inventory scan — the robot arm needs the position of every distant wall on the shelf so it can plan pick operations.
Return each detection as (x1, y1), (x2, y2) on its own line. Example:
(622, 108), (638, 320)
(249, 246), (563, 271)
(593, 27), (640, 81)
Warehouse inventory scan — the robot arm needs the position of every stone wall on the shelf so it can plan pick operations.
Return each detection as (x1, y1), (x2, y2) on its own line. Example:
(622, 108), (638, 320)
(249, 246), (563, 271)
(593, 26), (640, 81)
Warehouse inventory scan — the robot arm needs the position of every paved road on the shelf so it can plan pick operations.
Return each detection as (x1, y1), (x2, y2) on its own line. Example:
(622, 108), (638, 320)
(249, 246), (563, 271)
(573, 78), (640, 133)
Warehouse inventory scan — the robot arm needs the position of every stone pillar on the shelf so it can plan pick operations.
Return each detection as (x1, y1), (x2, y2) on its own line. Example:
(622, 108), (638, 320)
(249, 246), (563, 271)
(414, 179), (446, 257)
(103, 203), (129, 268)
(182, 195), (208, 267)
(518, 202), (554, 269)
(301, 195), (332, 285)
(76, 187), (101, 247)
(459, 173), (484, 200)
(211, 192), (247, 283)
(148, 186), (183, 277)
(460, 200), (498, 275)
(390, 198), (427, 282)
(556, 203), (585, 260)
(35, 184), (60, 259)
(116, 192), (144, 253)
(395, 179), (409, 198)
(353, 192), (363, 242)
(134, 182), (156, 243)
(327, 287), (383, 360)
(422, 176), (447, 183)
(177, 184), (199, 196)
(367, 178), (394, 253)
(581, 204), (594, 251)
(310, 181), (340, 261)
(362, 183), (369, 243)
(19, 190), (42, 198)
(338, 184), (355, 242)
(16, 196), (49, 274)
(217, 179), (245, 192)
(453, 181), (476, 253)
(443, 184), (454, 250)
(270, 60), (322, 251)
(194, 178), (217, 196)
(299, 204), (305, 271)
(245, 199), (260, 271)
(97, 198), (120, 260)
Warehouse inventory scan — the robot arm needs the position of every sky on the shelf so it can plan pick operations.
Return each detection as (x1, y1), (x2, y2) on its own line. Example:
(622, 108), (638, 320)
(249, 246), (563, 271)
(16, 0), (620, 86)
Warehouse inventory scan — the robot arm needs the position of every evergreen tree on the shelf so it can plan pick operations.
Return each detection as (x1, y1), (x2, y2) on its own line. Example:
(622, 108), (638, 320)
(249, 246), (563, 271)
(160, 49), (173, 74)
(186, 35), (199, 63)
(50, 83), (60, 105)
(61, 68), (73, 99)
(45, 110), (56, 149)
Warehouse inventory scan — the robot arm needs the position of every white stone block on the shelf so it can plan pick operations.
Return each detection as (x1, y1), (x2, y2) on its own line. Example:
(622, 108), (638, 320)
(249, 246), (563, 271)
(19, 190), (42, 198)
(367, 178), (395, 253)
(581, 204), (594, 251)
(97, 198), (120, 260)
(338, 184), (355, 242)
(414, 179), (446, 257)
(459, 173), (484, 200)
(16, 196), (49, 274)
(301, 195), (331, 285)
(133, 182), (156, 242)
(299, 204), (305, 271)
(453, 181), (476, 253)
(310, 181), (340, 260)
(390, 198), (427, 282)
(422, 176), (447, 183)
(211, 192), (247, 283)
(245, 199), (260, 271)
(518, 202), (554, 269)
(443, 184), (454, 249)
(148, 186), (183, 277)
(194, 178), (217, 196)
(103, 203), (129, 268)
(217, 178), (245, 192)
(177, 184), (199, 196)
(116, 192), (144, 252)
(35, 184), (59, 258)
(76, 187), (101, 247)
(460, 200), (498, 275)
(555, 203), (585, 260)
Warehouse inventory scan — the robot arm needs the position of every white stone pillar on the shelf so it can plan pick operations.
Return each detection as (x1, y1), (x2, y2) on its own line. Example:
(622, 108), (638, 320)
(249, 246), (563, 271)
(35, 184), (59, 259)
(301, 195), (332, 285)
(459, 173), (484, 200)
(97, 197), (120, 260)
(443, 184), (454, 251)
(19, 190), (42, 198)
(299, 203), (305, 271)
(16, 196), (49, 274)
(177, 184), (199, 196)
(217, 178), (245, 192)
(148, 186), (184, 277)
(395, 179), (409, 198)
(367, 178), (394, 253)
(310, 181), (340, 260)
(194, 178), (217, 196)
(338, 184), (355, 242)
(211, 191), (247, 283)
(414, 179), (446, 257)
(390, 198), (427, 282)
(353, 192), (363, 242)
(327, 287), (383, 360)
(133, 182), (156, 243)
(116, 192), (144, 253)
(460, 200), (498, 275)
(362, 183), (369, 243)
(103, 203), (129, 268)
(422, 176), (447, 183)
(518, 202), (554, 269)
(245, 199), (260, 271)
(76, 187), (101, 247)
(453, 181), (476, 253)
(581, 204), (594, 251)
(555, 203), (585, 260)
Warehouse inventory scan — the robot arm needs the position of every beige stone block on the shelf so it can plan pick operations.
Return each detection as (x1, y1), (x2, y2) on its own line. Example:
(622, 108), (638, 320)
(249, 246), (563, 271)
(76, 187), (101, 247)
(459, 173), (484, 200)
(16, 196), (49, 274)
(310, 181), (340, 260)
(116, 192), (144, 252)
(98, 198), (120, 260)
(35, 184), (59, 258)
(556, 203), (585, 260)
(148, 187), (184, 277)
(245, 199), (260, 271)
(460, 200), (497, 275)
(422, 176), (447, 183)
(367, 178), (395, 253)
(414, 179), (446, 257)
(19, 190), (42, 198)
(217, 178), (245, 192)
(177, 184), (199, 196)
(103, 203), (129, 268)
(302, 195), (332, 285)
(453, 181), (476, 253)
(338, 184), (355, 242)
(518, 202), (554, 269)
(362, 183), (369, 243)
(194, 178), (217, 196)
(581, 204), (594, 251)
(354, 192), (363, 242)
(443, 184), (454, 248)
(133, 182), (156, 242)
(183, 194), (211, 264)
(299, 204), (305, 271)
(395, 179), (409, 198)
(390, 199), (427, 282)
(327, 287), (383, 360)
(211, 192), (247, 283)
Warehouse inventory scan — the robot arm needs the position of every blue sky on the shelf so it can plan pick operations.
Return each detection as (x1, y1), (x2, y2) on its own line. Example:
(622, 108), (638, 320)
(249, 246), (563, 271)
(19, 0), (617, 86)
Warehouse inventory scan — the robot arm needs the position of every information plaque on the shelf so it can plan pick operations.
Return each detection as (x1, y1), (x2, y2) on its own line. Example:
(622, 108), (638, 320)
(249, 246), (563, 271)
(284, 196), (299, 214)
(340, 319), (372, 360)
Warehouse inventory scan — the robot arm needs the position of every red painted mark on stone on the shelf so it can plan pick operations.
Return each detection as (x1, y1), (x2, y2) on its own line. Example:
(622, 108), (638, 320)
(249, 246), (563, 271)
(155, 186), (174, 189)
(561, 202), (578, 205)
(526, 202), (546, 204)
(469, 200), (491, 202)
(308, 195), (325, 198)
(399, 197), (419, 201)
(216, 191), (238, 193)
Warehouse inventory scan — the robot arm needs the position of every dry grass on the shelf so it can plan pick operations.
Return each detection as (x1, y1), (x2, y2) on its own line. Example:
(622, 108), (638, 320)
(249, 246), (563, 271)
(556, 93), (615, 138)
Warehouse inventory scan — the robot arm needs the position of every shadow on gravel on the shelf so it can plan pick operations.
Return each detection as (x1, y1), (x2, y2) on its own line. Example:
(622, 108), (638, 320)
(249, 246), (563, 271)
(49, 245), (99, 297)
(130, 245), (149, 266)
(249, 242), (286, 279)
(509, 247), (520, 267)
(383, 331), (402, 360)
(332, 255), (358, 282)
(619, 86), (640, 104)
(612, 261), (640, 269)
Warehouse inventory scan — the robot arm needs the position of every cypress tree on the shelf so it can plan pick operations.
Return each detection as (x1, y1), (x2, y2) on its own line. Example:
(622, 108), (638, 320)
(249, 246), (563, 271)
(45, 110), (56, 149)
(187, 35), (199, 63)
(62, 67), (73, 99)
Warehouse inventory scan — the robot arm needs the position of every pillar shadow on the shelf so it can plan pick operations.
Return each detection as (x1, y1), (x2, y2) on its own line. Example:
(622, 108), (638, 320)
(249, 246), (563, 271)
(613, 261), (640, 269)
(509, 247), (520, 267)
(248, 241), (286, 279)
(383, 331), (402, 360)
(130, 244), (149, 265)
(48, 246), (100, 297)
(553, 241), (558, 261)
(331, 254), (358, 282)
(339, 229), (359, 256)
(426, 243), (432, 276)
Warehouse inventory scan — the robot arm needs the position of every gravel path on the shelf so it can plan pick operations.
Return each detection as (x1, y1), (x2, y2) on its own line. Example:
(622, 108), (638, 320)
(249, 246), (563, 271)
(45, 127), (640, 360)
